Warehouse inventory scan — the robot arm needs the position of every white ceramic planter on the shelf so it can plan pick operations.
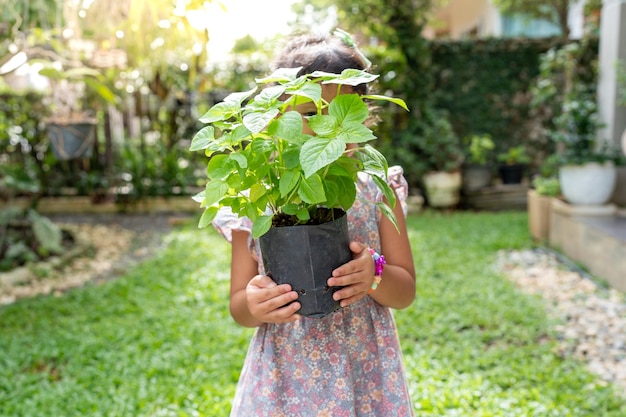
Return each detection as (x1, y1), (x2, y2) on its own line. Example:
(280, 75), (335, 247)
(423, 171), (462, 208)
(559, 161), (617, 205)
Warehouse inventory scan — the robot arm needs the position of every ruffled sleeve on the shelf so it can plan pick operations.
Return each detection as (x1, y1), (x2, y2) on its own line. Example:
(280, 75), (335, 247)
(212, 206), (251, 243)
(385, 165), (409, 217)
(212, 206), (261, 264)
(212, 204), (255, 241)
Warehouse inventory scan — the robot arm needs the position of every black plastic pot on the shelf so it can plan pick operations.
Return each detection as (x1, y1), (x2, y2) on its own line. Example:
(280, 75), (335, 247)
(498, 164), (526, 184)
(259, 210), (352, 318)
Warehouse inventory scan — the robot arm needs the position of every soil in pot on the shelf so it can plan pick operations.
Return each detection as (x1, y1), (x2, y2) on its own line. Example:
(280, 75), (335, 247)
(259, 208), (352, 318)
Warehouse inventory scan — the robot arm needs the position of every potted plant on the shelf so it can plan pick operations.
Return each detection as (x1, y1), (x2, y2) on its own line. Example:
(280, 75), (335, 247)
(413, 108), (465, 208)
(189, 67), (407, 317)
(38, 64), (116, 160)
(496, 145), (531, 184)
(461, 133), (494, 191)
(551, 89), (618, 205)
(532, 40), (619, 205)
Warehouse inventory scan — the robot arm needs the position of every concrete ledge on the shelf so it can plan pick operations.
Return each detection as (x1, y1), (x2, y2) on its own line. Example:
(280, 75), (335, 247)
(549, 199), (626, 291)
(1, 196), (199, 215)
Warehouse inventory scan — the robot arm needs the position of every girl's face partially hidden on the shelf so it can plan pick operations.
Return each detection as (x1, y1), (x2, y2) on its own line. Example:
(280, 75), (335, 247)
(293, 84), (355, 135)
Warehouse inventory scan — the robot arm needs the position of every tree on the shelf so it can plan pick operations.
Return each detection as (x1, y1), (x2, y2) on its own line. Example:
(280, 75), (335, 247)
(490, 0), (571, 39)
(291, 0), (437, 114)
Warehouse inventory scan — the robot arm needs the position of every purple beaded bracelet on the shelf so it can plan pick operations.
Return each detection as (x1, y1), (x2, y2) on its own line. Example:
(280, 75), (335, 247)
(368, 248), (386, 293)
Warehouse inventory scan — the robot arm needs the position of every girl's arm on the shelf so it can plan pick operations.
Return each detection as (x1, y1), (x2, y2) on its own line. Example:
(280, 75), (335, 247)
(328, 195), (416, 309)
(230, 230), (301, 327)
(368, 197), (416, 309)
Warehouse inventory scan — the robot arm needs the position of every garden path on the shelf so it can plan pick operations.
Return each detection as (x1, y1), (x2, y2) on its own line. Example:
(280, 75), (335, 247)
(498, 248), (626, 393)
(0, 213), (185, 305)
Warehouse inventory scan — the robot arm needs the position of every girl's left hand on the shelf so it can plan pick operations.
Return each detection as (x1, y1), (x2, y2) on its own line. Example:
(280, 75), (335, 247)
(327, 241), (375, 308)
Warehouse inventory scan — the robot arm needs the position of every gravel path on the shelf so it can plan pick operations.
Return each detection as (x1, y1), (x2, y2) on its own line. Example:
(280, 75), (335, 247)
(497, 248), (626, 393)
(0, 214), (189, 305)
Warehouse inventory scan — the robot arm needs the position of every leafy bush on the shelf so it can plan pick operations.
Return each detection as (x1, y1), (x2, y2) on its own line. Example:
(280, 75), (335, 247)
(0, 208), (65, 272)
(532, 176), (561, 196)
(465, 133), (495, 165)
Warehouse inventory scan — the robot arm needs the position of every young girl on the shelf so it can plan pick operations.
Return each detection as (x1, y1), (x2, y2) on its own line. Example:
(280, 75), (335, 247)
(213, 31), (416, 416)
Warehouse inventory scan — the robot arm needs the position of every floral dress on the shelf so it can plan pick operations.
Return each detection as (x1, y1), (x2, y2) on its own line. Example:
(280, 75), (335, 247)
(213, 166), (414, 417)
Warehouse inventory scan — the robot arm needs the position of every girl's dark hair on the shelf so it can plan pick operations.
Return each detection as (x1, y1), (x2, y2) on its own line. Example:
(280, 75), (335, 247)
(271, 33), (369, 95)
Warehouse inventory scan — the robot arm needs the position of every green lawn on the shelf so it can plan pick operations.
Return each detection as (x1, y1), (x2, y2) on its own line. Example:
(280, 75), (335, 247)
(1, 211), (624, 416)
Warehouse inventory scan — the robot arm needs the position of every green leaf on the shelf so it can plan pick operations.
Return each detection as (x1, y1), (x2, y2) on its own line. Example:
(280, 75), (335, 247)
(251, 215), (274, 239)
(256, 67), (302, 84)
(296, 208), (310, 222)
(224, 87), (257, 105)
(249, 183), (266, 202)
(329, 94), (368, 124)
(279, 170), (300, 197)
(376, 201), (399, 232)
(190, 126), (215, 151)
(229, 152), (248, 169)
(328, 156), (362, 178)
(371, 174), (397, 210)
(360, 144), (389, 175)
(244, 202), (258, 220)
(282, 148), (301, 169)
(198, 206), (218, 228)
(311, 69), (379, 86)
(271, 111), (304, 142)
(363, 94), (409, 111)
(332, 176), (357, 210)
(203, 131), (235, 156)
(27, 210), (63, 254)
(206, 154), (233, 180)
(297, 173), (326, 204)
(337, 122), (375, 144)
(191, 190), (205, 203)
(308, 114), (338, 137)
(300, 138), (345, 178)
(83, 77), (116, 104)
(199, 102), (238, 123)
(286, 82), (322, 104)
(282, 204), (301, 215)
(243, 109), (279, 134)
(203, 180), (229, 207)
(230, 124), (252, 144)
(253, 85), (285, 107)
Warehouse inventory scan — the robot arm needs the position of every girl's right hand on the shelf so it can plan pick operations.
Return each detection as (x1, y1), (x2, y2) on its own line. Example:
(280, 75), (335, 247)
(246, 275), (302, 324)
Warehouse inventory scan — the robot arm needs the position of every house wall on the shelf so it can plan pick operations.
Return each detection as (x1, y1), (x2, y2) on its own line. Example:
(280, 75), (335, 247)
(430, 0), (586, 40)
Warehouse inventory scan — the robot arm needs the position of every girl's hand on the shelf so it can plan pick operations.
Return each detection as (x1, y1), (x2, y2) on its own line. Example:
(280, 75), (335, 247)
(246, 275), (302, 324)
(327, 242), (375, 308)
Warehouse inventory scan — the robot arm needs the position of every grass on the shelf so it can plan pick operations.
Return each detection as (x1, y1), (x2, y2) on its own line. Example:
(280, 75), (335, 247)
(0, 210), (624, 416)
